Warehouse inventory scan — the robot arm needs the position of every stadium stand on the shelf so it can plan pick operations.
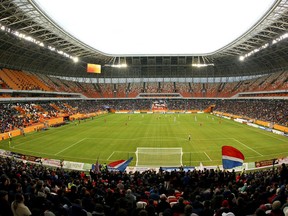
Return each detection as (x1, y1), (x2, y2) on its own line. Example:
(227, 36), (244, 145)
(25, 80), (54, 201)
(0, 1), (288, 215)
(0, 156), (288, 216)
(1, 69), (288, 99)
(0, 99), (287, 135)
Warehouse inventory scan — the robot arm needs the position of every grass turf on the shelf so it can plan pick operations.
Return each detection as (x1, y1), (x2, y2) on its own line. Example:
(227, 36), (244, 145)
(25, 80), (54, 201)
(1, 113), (288, 167)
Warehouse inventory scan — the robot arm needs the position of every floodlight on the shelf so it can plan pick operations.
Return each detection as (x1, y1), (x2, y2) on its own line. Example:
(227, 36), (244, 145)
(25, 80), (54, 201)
(111, 64), (127, 68)
(192, 63), (214, 67)
(73, 57), (79, 63)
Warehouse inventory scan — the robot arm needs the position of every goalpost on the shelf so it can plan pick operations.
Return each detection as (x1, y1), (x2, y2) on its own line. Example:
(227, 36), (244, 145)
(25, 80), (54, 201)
(135, 147), (183, 167)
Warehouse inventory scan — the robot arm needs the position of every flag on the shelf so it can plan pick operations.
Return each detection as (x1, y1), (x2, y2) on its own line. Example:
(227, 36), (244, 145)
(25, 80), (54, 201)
(107, 157), (133, 172)
(222, 146), (244, 169)
(87, 63), (101, 73)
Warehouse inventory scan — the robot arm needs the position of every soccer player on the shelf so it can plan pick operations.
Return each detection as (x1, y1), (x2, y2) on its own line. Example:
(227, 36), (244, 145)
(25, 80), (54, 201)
(8, 132), (12, 147)
(8, 132), (12, 141)
(188, 134), (191, 141)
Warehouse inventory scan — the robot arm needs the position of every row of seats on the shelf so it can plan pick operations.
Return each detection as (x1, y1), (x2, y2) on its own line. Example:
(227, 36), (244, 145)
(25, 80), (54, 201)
(0, 68), (288, 98)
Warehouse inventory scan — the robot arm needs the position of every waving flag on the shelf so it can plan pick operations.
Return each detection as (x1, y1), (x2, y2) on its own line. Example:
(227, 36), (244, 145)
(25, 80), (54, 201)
(108, 157), (133, 172)
(222, 146), (244, 169)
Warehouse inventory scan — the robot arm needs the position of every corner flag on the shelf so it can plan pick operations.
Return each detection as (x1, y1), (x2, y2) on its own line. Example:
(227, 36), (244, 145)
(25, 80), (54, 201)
(222, 146), (244, 169)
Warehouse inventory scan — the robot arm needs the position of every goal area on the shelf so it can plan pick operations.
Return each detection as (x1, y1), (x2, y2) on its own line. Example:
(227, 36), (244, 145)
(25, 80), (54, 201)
(135, 147), (183, 167)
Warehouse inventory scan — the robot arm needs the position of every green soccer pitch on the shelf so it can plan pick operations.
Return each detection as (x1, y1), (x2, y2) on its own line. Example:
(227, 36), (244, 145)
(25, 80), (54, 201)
(1, 113), (288, 167)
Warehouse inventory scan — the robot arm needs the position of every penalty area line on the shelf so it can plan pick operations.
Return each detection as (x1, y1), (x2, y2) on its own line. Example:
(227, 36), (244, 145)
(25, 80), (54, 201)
(107, 151), (115, 160)
(55, 138), (86, 156)
(233, 138), (263, 156)
(204, 152), (212, 161)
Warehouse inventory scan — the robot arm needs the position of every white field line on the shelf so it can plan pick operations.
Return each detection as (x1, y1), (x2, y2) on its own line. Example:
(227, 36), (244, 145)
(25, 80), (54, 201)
(106, 151), (135, 160)
(245, 151), (288, 158)
(12, 127), (69, 148)
(183, 159), (217, 162)
(204, 152), (212, 161)
(55, 138), (86, 156)
(107, 151), (115, 160)
(85, 137), (234, 141)
(233, 138), (263, 156)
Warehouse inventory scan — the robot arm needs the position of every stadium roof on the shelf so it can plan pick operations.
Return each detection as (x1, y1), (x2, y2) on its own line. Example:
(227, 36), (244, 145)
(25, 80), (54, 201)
(0, 0), (288, 78)
(33, 0), (275, 56)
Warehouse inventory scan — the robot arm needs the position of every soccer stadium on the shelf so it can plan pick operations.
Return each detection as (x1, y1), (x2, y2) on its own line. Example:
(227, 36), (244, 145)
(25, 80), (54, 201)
(0, 0), (288, 215)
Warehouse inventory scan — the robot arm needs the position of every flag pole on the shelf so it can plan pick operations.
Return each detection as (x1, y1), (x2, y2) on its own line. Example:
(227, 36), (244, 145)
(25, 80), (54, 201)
(95, 155), (100, 174)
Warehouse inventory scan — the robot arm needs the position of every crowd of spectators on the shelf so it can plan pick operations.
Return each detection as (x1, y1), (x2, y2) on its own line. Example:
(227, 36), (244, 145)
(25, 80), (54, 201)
(0, 99), (288, 133)
(214, 99), (288, 126)
(1, 157), (288, 216)
(0, 103), (25, 133)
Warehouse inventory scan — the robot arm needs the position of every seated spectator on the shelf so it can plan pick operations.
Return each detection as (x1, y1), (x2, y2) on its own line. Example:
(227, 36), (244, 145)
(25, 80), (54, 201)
(157, 194), (171, 215)
(11, 193), (32, 216)
(171, 197), (186, 215)
(145, 199), (156, 216)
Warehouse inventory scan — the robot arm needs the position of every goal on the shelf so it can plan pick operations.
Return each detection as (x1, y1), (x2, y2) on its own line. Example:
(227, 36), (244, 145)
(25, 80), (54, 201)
(135, 147), (183, 167)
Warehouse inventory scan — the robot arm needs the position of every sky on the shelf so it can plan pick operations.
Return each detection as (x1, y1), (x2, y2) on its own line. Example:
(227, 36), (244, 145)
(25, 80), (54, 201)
(34, 0), (276, 56)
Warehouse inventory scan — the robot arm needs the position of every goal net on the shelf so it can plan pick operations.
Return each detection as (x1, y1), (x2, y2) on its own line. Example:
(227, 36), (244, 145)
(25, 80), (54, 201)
(135, 147), (183, 167)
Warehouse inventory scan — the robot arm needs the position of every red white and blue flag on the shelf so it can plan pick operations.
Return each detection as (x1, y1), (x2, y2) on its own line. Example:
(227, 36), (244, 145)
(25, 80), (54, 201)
(222, 146), (245, 169)
(108, 157), (133, 172)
